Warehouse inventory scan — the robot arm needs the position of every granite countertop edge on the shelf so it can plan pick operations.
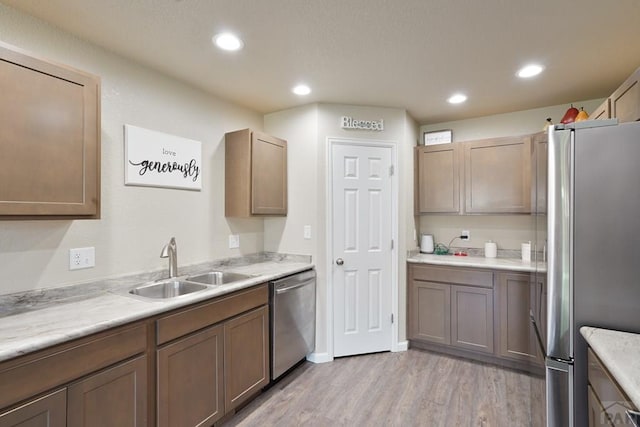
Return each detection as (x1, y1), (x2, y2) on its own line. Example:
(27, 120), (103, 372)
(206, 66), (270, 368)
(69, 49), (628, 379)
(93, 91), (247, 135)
(0, 255), (313, 363)
(580, 326), (640, 410)
(407, 253), (546, 273)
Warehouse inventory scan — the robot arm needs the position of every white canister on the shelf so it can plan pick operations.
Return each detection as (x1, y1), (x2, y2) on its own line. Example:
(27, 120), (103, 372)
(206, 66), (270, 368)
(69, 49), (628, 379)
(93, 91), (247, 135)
(521, 241), (531, 262)
(420, 234), (434, 254)
(484, 241), (497, 258)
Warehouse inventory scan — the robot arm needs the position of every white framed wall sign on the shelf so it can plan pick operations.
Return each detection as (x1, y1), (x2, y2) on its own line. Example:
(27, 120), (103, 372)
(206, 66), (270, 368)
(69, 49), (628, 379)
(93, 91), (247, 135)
(124, 124), (202, 191)
(423, 129), (453, 145)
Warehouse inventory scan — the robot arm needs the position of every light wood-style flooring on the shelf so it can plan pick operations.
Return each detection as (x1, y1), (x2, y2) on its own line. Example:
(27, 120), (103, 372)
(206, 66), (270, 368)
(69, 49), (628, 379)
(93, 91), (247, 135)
(222, 349), (545, 427)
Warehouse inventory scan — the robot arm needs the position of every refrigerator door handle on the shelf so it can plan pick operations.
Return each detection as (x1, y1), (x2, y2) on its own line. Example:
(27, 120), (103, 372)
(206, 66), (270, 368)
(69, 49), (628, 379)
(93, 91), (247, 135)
(546, 127), (574, 361)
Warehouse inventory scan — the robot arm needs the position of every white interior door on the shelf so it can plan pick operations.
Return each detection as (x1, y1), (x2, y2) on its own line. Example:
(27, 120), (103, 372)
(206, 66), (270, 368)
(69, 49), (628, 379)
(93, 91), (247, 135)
(331, 141), (394, 357)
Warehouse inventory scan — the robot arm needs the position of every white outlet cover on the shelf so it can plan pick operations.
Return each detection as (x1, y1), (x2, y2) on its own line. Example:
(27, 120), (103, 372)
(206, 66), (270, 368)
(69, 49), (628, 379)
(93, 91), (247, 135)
(229, 234), (240, 249)
(69, 247), (95, 270)
(304, 225), (312, 240)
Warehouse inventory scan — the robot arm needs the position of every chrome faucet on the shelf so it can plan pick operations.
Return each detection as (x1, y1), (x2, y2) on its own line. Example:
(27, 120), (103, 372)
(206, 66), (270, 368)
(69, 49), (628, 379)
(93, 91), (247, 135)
(160, 237), (178, 278)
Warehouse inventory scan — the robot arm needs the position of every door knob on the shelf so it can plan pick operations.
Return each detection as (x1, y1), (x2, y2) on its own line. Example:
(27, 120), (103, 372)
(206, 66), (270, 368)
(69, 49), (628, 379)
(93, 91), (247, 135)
(336, 258), (344, 266)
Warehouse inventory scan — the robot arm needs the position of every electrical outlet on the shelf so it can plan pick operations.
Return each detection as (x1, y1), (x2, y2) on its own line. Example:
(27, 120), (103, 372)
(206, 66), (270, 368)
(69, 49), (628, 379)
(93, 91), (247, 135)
(228, 234), (240, 249)
(461, 230), (470, 241)
(304, 225), (312, 240)
(69, 247), (95, 270)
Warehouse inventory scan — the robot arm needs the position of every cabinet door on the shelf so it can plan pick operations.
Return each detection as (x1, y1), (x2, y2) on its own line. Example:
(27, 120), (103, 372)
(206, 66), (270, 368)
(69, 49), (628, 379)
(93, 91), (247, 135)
(251, 132), (287, 215)
(0, 43), (100, 218)
(610, 66), (640, 123)
(408, 280), (451, 345)
(224, 306), (269, 412)
(67, 356), (147, 427)
(415, 145), (460, 213)
(497, 273), (539, 363)
(451, 285), (494, 354)
(588, 385), (612, 427)
(463, 136), (532, 213)
(0, 389), (66, 427)
(591, 99), (611, 120)
(157, 325), (224, 427)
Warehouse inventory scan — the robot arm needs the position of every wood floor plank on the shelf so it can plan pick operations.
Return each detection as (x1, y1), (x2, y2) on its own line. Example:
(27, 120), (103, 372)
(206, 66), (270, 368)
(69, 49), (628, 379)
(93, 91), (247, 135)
(221, 349), (545, 427)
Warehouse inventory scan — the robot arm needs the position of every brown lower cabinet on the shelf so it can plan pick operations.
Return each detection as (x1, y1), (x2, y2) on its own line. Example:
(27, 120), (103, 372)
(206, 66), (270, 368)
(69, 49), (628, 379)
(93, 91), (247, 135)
(451, 285), (494, 354)
(156, 305), (269, 427)
(587, 347), (638, 427)
(224, 306), (269, 412)
(408, 263), (546, 373)
(157, 325), (224, 427)
(497, 272), (545, 364)
(0, 283), (270, 427)
(67, 356), (147, 427)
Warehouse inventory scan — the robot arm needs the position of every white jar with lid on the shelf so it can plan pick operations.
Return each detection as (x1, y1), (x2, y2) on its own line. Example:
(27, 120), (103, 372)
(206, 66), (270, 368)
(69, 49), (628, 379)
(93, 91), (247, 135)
(484, 241), (497, 258)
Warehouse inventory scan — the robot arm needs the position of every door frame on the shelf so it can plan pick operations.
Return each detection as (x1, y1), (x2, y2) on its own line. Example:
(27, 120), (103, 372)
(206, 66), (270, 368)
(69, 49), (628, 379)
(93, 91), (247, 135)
(325, 137), (399, 360)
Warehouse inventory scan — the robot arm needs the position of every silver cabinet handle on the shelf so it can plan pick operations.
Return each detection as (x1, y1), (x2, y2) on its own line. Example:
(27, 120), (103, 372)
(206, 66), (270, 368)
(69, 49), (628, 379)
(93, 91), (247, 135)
(336, 258), (344, 265)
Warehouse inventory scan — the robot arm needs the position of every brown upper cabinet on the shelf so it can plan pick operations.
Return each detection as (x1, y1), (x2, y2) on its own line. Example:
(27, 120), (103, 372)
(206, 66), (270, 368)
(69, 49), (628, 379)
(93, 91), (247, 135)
(463, 135), (532, 214)
(610, 66), (640, 123)
(590, 65), (640, 123)
(225, 129), (287, 217)
(415, 135), (532, 214)
(414, 144), (460, 214)
(0, 42), (101, 219)
(590, 98), (611, 120)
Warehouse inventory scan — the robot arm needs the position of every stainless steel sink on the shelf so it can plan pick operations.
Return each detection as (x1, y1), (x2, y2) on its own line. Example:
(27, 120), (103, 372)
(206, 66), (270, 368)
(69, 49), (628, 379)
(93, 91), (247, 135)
(187, 271), (252, 285)
(128, 280), (208, 299)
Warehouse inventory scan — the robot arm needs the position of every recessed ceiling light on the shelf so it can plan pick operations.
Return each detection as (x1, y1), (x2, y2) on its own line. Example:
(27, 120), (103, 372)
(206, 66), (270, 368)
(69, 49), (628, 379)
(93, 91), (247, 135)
(292, 84), (311, 96)
(517, 64), (544, 78)
(213, 32), (243, 51)
(448, 93), (467, 104)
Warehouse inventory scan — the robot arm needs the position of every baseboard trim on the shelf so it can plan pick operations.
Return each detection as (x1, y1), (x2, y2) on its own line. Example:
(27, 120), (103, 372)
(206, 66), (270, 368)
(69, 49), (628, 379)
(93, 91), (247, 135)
(307, 352), (333, 364)
(393, 340), (409, 352)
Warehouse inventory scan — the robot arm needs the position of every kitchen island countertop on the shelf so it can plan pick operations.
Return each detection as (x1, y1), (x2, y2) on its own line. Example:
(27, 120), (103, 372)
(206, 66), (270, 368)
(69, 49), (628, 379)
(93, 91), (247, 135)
(580, 326), (640, 410)
(407, 253), (546, 273)
(0, 255), (313, 363)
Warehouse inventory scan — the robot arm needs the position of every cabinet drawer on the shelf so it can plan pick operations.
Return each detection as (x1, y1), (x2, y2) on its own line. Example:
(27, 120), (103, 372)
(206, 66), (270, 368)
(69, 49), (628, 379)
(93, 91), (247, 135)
(157, 284), (268, 345)
(588, 348), (637, 424)
(0, 323), (146, 410)
(409, 264), (493, 288)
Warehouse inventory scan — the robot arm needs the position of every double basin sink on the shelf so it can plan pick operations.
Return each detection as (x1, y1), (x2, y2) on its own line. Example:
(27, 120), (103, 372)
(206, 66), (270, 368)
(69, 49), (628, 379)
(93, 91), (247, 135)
(127, 271), (253, 300)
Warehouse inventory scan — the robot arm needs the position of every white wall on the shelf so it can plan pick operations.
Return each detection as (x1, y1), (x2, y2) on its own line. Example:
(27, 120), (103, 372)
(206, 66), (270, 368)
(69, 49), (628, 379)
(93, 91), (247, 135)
(0, 5), (264, 295)
(418, 99), (604, 251)
(421, 99), (605, 142)
(265, 103), (418, 355)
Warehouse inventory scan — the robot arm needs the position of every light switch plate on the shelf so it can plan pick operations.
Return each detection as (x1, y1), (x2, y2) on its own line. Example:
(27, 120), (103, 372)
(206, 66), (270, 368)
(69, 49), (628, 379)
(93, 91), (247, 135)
(304, 225), (312, 240)
(229, 234), (240, 249)
(69, 247), (95, 270)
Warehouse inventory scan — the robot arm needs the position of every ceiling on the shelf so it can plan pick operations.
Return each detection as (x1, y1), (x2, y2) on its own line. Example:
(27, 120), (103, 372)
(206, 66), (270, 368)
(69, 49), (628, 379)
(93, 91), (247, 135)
(3, 0), (640, 124)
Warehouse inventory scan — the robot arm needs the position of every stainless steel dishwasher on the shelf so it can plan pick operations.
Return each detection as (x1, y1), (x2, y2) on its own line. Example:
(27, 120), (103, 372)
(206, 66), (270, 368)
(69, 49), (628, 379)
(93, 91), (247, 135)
(270, 269), (316, 381)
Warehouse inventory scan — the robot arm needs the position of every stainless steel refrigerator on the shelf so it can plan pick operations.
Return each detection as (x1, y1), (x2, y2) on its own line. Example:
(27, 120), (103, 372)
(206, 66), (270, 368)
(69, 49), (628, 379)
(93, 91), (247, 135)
(537, 119), (640, 426)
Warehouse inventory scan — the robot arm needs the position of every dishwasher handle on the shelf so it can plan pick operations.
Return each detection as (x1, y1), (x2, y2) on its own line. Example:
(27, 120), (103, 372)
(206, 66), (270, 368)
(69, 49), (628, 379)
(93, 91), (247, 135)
(275, 279), (314, 295)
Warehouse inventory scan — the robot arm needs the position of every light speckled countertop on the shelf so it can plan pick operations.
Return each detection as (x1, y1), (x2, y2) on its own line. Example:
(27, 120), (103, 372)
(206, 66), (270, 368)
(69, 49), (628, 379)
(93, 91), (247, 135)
(581, 326), (640, 409)
(0, 254), (313, 363)
(407, 253), (546, 273)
